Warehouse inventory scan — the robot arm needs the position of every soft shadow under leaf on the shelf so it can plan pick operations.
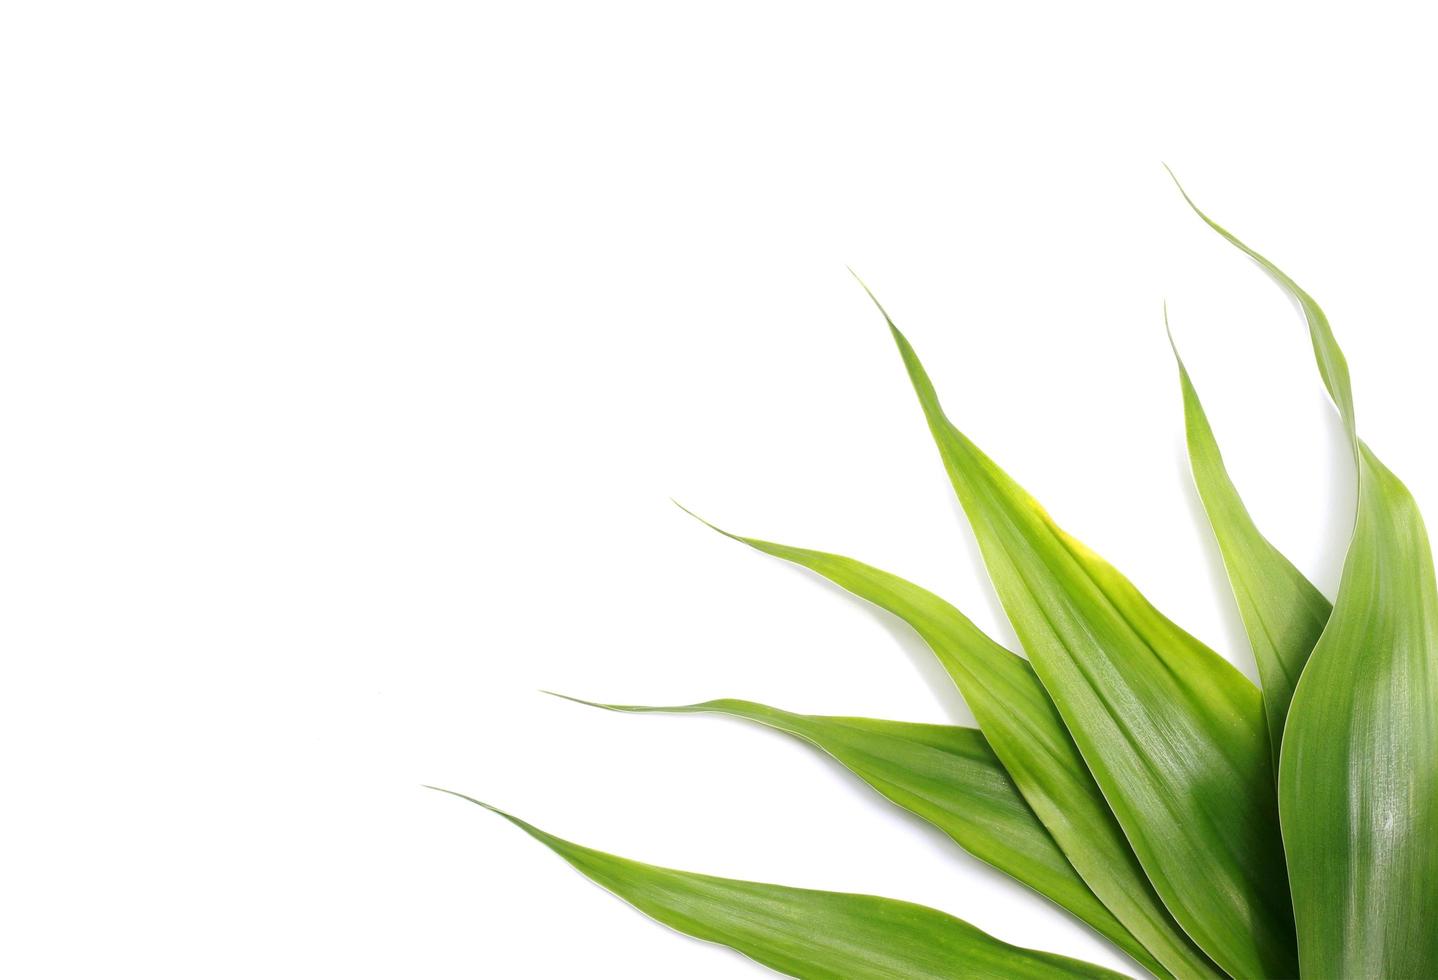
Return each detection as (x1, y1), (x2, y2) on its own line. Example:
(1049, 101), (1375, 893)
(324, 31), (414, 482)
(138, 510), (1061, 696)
(1174, 176), (1438, 979)
(551, 694), (1165, 976)
(679, 510), (1218, 979)
(873, 293), (1294, 978)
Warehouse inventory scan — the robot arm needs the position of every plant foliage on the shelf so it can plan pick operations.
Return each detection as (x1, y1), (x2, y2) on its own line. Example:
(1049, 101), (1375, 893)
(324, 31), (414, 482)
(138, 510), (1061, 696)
(437, 179), (1438, 978)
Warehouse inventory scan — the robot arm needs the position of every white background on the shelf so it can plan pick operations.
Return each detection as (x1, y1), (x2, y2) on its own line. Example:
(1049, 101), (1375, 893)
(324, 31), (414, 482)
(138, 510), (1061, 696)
(3, 2), (1436, 976)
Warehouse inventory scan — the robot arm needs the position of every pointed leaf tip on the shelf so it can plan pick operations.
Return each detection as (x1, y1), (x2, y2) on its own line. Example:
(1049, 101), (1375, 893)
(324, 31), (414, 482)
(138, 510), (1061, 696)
(1186, 189), (1438, 977)
(670, 499), (744, 543)
(1161, 306), (1180, 364)
(539, 690), (613, 710)
(699, 517), (1219, 977)
(453, 793), (1131, 979)
(849, 271), (898, 327)
(426, 786), (507, 820)
(888, 317), (1293, 977)
(543, 690), (701, 715)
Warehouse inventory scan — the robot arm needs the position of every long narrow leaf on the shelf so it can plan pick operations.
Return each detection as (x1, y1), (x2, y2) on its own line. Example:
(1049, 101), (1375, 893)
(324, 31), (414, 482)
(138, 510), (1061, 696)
(554, 695), (1164, 976)
(433, 789), (1130, 979)
(683, 514), (1219, 979)
(1176, 182), (1438, 978)
(876, 304), (1295, 978)
(1167, 323), (1332, 761)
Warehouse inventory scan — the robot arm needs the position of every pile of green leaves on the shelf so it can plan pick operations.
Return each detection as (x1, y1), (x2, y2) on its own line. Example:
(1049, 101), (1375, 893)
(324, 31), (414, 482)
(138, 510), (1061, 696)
(438, 181), (1438, 978)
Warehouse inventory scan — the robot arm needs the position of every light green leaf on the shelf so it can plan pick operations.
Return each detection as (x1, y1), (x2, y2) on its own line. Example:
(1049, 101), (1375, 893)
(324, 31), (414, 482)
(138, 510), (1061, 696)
(433, 789), (1131, 979)
(552, 694), (1164, 976)
(874, 301), (1295, 978)
(682, 514), (1219, 979)
(1176, 181), (1438, 978)
(1167, 320), (1332, 761)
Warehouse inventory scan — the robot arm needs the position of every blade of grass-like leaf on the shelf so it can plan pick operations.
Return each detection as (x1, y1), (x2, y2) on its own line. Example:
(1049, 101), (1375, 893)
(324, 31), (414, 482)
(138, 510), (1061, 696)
(1167, 320), (1332, 761)
(552, 694), (1164, 976)
(433, 789), (1131, 979)
(1175, 181), (1438, 978)
(680, 513), (1220, 979)
(872, 302), (1295, 978)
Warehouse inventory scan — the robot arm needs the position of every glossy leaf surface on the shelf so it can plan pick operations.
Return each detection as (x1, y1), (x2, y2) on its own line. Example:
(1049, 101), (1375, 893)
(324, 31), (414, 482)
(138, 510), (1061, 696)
(1168, 328), (1332, 761)
(435, 789), (1130, 980)
(689, 517), (1218, 978)
(555, 695), (1162, 975)
(1177, 184), (1438, 979)
(879, 307), (1295, 978)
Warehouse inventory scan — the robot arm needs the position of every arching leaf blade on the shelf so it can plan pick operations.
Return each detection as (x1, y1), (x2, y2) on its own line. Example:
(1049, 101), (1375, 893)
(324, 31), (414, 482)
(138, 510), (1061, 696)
(554, 695), (1165, 976)
(1167, 330), (1332, 761)
(434, 789), (1131, 980)
(684, 516), (1220, 979)
(1177, 183), (1438, 978)
(877, 312), (1295, 979)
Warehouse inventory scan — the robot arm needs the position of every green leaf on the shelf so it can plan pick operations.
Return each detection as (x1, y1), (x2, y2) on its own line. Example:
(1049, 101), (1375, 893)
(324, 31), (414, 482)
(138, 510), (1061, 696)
(432, 788), (1131, 979)
(681, 513), (1219, 979)
(552, 694), (1164, 976)
(1167, 320), (1332, 761)
(1176, 180), (1438, 978)
(873, 299), (1295, 978)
